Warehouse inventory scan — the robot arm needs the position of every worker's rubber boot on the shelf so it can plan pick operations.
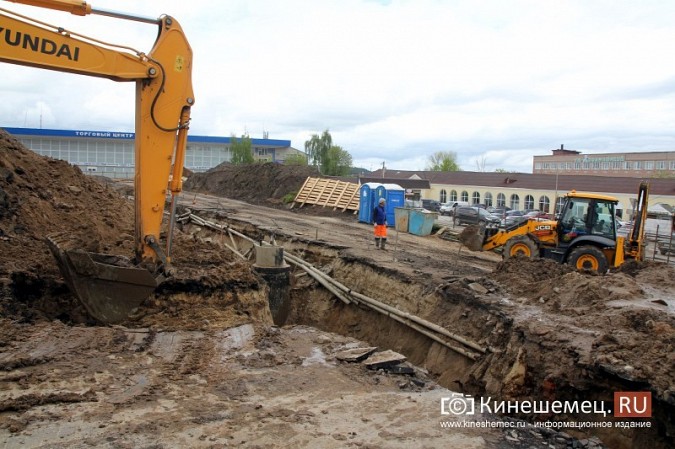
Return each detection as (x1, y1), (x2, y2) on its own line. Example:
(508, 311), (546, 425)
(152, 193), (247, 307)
(380, 239), (387, 250)
(375, 238), (380, 248)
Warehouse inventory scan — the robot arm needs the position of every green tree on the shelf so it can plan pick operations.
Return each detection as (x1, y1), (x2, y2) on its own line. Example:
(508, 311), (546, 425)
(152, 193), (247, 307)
(426, 151), (460, 171)
(304, 129), (353, 175)
(283, 153), (308, 165)
(304, 130), (333, 173)
(325, 145), (353, 176)
(230, 134), (253, 164)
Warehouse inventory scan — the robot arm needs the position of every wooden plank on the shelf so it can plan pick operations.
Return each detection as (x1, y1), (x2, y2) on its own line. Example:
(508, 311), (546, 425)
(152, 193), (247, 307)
(299, 178), (324, 208)
(331, 182), (349, 208)
(291, 177), (312, 209)
(321, 180), (340, 207)
(339, 185), (360, 212)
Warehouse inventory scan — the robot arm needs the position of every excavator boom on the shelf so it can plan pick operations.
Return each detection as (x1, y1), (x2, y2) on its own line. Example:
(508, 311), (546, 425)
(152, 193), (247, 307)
(1, 1), (195, 323)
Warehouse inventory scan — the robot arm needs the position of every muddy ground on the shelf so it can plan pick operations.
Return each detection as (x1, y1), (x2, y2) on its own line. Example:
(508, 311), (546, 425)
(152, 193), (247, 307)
(0, 130), (673, 448)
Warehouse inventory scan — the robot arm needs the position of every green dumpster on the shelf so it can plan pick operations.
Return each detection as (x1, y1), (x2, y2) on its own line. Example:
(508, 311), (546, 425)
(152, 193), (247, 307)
(394, 207), (410, 232)
(409, 209), (437, 236)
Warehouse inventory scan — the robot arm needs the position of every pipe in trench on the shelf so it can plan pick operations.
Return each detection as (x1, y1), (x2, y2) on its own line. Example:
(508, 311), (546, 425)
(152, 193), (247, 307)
(184, 213), (486, 359)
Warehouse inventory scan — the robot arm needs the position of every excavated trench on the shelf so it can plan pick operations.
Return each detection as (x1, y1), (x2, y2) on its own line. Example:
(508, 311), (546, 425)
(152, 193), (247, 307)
(182, 212), (673, 449)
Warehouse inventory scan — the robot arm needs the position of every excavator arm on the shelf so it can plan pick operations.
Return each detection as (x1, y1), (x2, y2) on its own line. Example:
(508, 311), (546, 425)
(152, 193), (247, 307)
(625, 181), (649, 261)
(0, 0), (195, 323)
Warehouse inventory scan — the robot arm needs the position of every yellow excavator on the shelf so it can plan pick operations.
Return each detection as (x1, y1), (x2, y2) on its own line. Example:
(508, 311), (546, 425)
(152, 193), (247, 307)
(1, 0), (194, 323)
(460, 181), (649, 273)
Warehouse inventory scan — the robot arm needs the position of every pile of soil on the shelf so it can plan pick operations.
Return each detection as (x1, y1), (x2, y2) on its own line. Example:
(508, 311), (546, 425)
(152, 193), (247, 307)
(184, 162), (320, 205)
(0, 130), (268, 328)
(486, 256), (675, 406)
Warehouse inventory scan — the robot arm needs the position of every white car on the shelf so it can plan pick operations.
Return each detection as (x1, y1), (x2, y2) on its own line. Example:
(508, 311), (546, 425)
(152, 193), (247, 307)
(440, 201), (469, 216)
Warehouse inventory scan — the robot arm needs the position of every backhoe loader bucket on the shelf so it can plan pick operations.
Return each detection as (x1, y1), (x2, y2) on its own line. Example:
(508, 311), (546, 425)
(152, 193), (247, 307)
(47, 235), (158, 324)
(458, 224), (485, 251)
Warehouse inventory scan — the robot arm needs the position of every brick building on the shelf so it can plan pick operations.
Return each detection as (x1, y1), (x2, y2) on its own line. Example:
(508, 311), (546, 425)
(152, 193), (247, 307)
(533, 146), (675, 178)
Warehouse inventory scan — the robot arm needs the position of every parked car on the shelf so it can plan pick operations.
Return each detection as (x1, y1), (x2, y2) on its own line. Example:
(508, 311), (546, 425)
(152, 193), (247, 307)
(501, 210), (526, 227)
(488, 207), (509, 217)
(440, 201), (469, 216)
(454, 206), (501, 226)
(523, 211), (552, 221)
(421, 199), (441, 212)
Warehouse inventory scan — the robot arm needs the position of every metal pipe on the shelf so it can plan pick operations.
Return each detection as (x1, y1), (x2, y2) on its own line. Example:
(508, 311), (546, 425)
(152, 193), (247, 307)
(282, 250), (486, 354)
(187, 213), (486, 358)
(90, 7), (159, 24)
(361, 299), (480, 361)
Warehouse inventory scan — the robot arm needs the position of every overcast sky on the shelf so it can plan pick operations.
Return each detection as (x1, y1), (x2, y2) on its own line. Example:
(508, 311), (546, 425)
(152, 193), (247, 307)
(2, 0), (675, 173)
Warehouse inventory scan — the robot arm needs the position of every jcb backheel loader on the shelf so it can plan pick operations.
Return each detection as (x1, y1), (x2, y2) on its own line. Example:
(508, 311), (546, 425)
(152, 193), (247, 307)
(1, 0), (195, 323)
(460, 181), (649, 273)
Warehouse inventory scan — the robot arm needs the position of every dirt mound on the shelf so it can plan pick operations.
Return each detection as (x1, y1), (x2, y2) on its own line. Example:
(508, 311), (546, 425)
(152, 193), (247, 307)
(0, 130), (268, 328)
(490, 256), (575, 292)
(0, 130), (137, 322)
(486, 255), (675, 410)
(490, 256), (674, 311)
(184, 162), (319, 205)
(0, 130), (134, 266)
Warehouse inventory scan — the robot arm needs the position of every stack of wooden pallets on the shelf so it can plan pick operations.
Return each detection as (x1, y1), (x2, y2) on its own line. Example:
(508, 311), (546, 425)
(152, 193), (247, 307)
(291, 177), (360, 213)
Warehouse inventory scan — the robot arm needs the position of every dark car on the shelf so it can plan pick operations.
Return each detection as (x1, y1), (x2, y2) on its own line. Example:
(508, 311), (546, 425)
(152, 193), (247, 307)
(454, 207), (501, 226)
(421, 199), (441, 212)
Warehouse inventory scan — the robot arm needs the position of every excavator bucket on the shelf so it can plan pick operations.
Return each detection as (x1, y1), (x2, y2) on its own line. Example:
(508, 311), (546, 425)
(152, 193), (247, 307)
(458, 225), (485, 251)
(46, 234), (158, 324)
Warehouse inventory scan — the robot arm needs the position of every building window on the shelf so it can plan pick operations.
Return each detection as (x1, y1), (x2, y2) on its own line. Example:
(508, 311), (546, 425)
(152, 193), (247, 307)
(656, 161), (666, 170)
(539, 196), (550, 213)
(440, 189), (447, 203)
(450, 190), (457, 201)
(472, 191), (480, 205)
(644, 161), (654, 170)
(510, 194), (520, 210)
(670, 161), (675, 170)
(461, 191), (469, 202)
(497, 193), (506, 208)
(634, 161), (642, 170)
(485, 192), (493, 207)
(524, 195), (535, 210)
(555, 196), (565, 214)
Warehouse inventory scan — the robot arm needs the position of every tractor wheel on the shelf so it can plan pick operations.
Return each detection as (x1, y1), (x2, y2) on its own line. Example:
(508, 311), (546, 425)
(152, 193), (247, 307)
(568, 246), (608, 273)
(503, 235), (539, 260)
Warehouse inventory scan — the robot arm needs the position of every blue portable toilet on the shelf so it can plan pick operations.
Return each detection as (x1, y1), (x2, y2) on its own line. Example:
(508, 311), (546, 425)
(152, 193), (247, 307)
(379, 184), (405, 226)
(358, 182), (382, 223)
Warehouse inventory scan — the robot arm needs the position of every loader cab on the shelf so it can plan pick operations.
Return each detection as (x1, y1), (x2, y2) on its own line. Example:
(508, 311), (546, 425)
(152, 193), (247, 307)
(557, 194), (618, 243)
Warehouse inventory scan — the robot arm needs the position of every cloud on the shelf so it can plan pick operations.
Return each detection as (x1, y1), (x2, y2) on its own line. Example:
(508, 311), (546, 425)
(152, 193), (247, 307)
(2, 0), (675, 172)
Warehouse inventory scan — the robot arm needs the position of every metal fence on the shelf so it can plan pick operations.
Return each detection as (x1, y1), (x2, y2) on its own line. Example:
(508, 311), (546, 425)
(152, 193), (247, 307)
(647, 226), (675, 265)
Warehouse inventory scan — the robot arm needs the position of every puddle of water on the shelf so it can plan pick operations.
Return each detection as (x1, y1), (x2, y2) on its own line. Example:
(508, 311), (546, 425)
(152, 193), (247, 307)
(607, 297), (674, 313)
(301, 347), (328, 366)
(218, 324), (256, 361)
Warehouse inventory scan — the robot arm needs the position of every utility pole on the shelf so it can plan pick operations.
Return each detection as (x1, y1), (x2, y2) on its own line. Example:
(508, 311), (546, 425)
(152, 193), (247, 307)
(553, 144), (562, 214)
